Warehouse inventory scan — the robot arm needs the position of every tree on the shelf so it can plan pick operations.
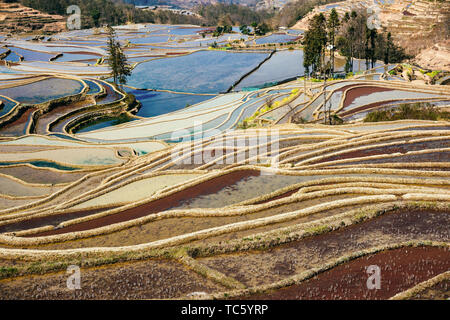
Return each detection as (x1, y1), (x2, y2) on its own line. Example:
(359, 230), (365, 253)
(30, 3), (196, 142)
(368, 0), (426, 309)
(384, 32), (393, 65)
(214, 25), (232, 37)
(343, 12), (350, 22)
(107, 26), (132, 88)
(303, 13), (327, 76)
(365, 26), (377, 70)
(255, 23), (271, 36)
(239, 25), (251, 35)
(327, 8), (340, 75)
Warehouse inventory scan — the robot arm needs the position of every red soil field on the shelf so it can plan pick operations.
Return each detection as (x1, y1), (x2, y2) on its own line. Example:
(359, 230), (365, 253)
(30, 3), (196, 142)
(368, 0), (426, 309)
(342, 86), (394, 109)
(31, 169), (261, 236)
(242, 246), (450, 300)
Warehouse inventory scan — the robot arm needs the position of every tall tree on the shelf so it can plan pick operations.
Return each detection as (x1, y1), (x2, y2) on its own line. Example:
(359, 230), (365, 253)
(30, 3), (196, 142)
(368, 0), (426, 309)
(347, 25), (355, 72)
(107, 25), (132, 88)
(384, 32), (393, 65)
(364, 26), (377, 70)
(368, 28), (377, 69)
(327, 8), (340, 75)
(303, 13), (327, 76)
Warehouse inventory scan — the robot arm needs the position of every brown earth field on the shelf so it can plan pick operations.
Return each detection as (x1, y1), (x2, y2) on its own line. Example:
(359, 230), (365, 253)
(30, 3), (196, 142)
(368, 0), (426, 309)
(0, 107), (36, 136)
(23, 194), (358, 250)
(408, 279), (449, 300)
(0, 206), (119, 234)
(0, 258), (225, 300)
(342, 86), (394, 109)
(27, 169), (261, 236)
(200, 209), (450, 288)
(0, 165), (86, 185)
(240, 246), (449, 300)
(313, 139), (450, 164)
(332, 151), (450, 166)
(340, 99), (398, 117)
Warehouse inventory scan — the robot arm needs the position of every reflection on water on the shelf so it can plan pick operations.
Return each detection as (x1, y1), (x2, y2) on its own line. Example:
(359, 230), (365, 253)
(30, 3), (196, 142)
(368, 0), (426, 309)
(129, 89), (213, 118)
(173, 174), (327, 209)
(235, 50), (304, 91)
(254, 34), (298, 45)
(127, 50), (269, 93)
(0, 78), (84, 104)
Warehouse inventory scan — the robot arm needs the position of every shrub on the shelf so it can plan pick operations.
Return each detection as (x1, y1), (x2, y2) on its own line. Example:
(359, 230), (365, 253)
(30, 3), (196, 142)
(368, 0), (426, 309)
(364, 103), (450, 122)
(0, 266), (18, 278)
(426, 70), (441, 78)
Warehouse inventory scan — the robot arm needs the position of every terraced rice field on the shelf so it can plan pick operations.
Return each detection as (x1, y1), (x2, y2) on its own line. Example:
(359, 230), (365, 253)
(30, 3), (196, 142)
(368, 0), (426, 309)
(0, 23), (449, 301)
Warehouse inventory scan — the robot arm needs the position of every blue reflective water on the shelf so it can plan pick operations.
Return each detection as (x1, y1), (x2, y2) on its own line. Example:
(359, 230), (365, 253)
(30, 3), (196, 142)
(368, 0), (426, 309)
(0, 161), (78, 171)
(0, 96), (17, 118)
(167, 27), (204, 36)
(127, 50), (269, 93)
(5, 51), (21, 62)
(235, 50), (304, 90)
(47, 133), (88, 142)
(255, 34), (298, 45)
(287, 29), (304, 35)
(55, 53), (101, 62)
(0, 78), (84, 105)
(170, 38), (218, 48)
(84, 80), (102, 95)
(0, 66), (23, 74)
(9, 47), (54, 61)
(155, 113), (229, 142)
(129, 36), (170, 44)
(63, 40), (106, 46)
(326, 4), (341, 9)
(76, 117), (137, 133)
(232, 26), (254, 33)
(129, 89), (213, 117)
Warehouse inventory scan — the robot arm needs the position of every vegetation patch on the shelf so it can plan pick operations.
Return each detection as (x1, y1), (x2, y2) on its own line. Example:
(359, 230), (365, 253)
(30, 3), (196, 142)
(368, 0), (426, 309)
(364, 103), (450, 122)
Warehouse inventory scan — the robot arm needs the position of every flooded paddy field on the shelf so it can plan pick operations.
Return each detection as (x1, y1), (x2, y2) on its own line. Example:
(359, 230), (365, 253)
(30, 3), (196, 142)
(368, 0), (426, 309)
(0, 22), (449, 300)
(129, 89), (213, 118)
(0, 77), (84, 105)
(127, 50), (270, 94)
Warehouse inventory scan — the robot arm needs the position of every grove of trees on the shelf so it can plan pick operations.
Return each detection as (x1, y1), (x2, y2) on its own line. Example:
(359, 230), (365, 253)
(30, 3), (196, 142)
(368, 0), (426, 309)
(303, 8), (410, 77)
(106, 25), (132, 87)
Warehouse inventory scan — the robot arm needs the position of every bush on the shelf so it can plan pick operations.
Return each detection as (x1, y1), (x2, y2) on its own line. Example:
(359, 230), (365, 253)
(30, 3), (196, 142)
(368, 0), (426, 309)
(426, 70), (441, 78)
(364, 103), (450, 122)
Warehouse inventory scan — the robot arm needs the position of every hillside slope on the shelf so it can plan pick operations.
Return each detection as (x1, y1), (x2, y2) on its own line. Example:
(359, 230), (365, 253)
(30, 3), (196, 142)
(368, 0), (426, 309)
(292, 0), (450, 70)
(0, 1), (66, 33)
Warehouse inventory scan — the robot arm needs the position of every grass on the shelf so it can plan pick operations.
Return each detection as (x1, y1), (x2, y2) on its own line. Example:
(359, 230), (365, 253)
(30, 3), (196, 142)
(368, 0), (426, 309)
(237, 88), (300, 129)
(363, 103), (450, 122)
(0, 266), (18, 277)
(426, 70), (441, 78)
(305, 225), (332, 236)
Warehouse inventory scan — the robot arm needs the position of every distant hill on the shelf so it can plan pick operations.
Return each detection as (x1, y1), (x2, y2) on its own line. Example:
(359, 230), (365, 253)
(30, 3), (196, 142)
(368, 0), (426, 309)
(292, 0), (450, 70)
(0, 0), (205, 30)
(0, 1), (66, 33)
(123, 0), (261, 10)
